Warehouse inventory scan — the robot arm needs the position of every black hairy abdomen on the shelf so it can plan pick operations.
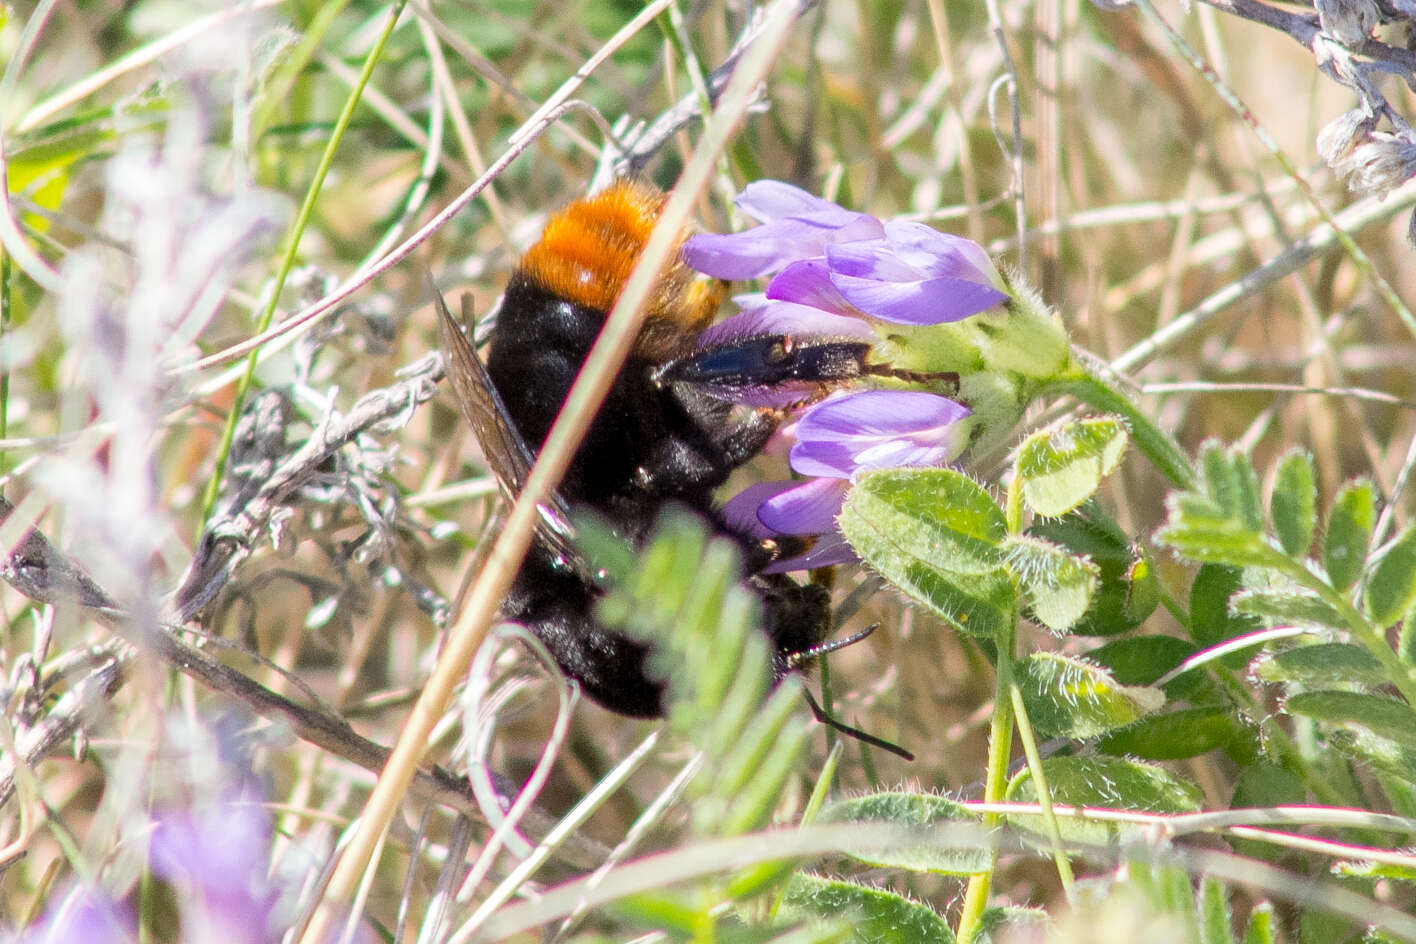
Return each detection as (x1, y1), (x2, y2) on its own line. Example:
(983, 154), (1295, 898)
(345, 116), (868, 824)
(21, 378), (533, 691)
(484, 274), (824, 717)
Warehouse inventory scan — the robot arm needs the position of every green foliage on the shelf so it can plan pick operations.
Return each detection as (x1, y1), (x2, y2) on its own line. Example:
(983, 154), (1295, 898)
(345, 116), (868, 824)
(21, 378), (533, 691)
(1004, 534), (1100, 633)
(1013, 652), (1163, 739)
(838, 467), (1016, 637)
(1099, 705), (1255, 762)
(1323, 479), (1377, 593)
(1006, 756), (1203, 844)
(778, 874), (956, 944)
(1014, 417), (1129, 517)
(1188, 564), (1262, 660)
(819, 792), (989, 875)
(1032, 508), (1160, 637)
(1270, 449), (1317, 557)
(1253, 643), (1387, 688)
(580, 509), (811, 838)
(1365, 525), (1416, 626)
(1284, 690), (1416, 753)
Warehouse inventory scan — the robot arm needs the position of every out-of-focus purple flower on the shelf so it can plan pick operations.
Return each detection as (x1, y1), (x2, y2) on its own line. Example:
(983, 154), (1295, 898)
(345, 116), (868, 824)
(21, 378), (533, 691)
(728, 390), (972, 572)
(26, 887), (134, 943)
(683, 181), (885, 280)
(149, 796), (279, 944)
(684, 181), (1008, 327)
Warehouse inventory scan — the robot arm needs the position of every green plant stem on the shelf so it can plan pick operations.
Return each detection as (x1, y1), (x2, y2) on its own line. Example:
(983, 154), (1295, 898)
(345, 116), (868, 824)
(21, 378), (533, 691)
(1047, 358), (1196, 491)
(198, 0), (407, 528)
(954, 616), (1016, 944)
(1008, 682), (1076, 901)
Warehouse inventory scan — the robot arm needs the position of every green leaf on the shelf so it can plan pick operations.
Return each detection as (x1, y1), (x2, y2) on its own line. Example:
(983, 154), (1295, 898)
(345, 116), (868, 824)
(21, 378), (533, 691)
(1006, 756), (1203, 844)
(1088, 635), (1204, 699)
(779, 874), (956, 944)
(1031, 510), (1160, 636)
(841, 468), (1006, 574)
(1366, 525), (1416, 626)
(1155, 494), (1273, 568)
(1004, 534), (1099, 633)
(1330, 726), (1416, 782)
(1189, 564), (1261, 663)
(1270, 449), (1317, 557)
(1243, 904), (1277, 944)
(1253, 643), (1387, 688)
(979, 906), (1049, 940)
(1402, 608), (1416, 666)
(820, 792), (989, 875)
(1323, 478), (1376, 592)
(1014, 417), (1129, 517)
(1087, 635), (1194, 685)
(1200, 876), (1236, 944)
(1230, 589), (1345, 631)
(1015, 653), (1164, 739)
(1201, 445), (1264, 533)
(1098, 706), (1251, 761)
(1333, 860), (1416, 885)
(839, 469), (1017, 637)
(1286, 691), (1416, 752)
(1232, 762), (1306, 808)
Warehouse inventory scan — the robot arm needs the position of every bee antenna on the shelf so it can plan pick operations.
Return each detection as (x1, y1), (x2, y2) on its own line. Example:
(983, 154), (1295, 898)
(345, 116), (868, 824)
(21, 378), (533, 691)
(788, 623), (879, 668)
(801, 687), (914, 761)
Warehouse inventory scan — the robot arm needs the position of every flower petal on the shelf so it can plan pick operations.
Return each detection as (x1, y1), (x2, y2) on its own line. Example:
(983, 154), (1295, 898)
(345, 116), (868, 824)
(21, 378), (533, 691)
(765, 258), (855, 315)
(763, 530), (859, 573)
(697, 299), (877, 347)
(831, 271), (1008, 324)
(789, 390), (972, 477)
(758, 477), (850, 535)
(720, 480), (800, 538)
(882, 220), (1003, 286)
(683, 185), (884, 280)
(824, 238), (923, 282)
(735, 180), (856, 222)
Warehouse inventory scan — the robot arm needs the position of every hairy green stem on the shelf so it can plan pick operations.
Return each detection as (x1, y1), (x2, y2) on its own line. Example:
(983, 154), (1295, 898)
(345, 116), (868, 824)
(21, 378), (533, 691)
(1008, 682), (1076, 900)
(955, 615), (1016, 944)
(1047, 358), (1196, 491)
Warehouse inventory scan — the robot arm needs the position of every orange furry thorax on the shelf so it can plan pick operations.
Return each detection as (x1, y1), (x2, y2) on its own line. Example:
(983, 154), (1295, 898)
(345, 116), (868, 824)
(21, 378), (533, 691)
(513, 181), (723, 359)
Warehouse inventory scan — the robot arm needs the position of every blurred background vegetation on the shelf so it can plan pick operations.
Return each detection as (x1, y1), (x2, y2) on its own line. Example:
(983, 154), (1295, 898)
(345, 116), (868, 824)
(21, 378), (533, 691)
(2, 0), (1415, 940)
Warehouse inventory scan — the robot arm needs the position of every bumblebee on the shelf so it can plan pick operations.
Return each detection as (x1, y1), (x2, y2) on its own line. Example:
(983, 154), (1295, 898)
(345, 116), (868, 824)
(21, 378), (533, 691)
(437, 181), (898, 751)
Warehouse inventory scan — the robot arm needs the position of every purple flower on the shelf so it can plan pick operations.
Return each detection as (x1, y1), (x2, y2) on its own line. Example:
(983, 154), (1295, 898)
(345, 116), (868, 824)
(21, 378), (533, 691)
(727, 390), (972, 572)
(817, 221), (1008, 324)
(698, 294), (878, 349)
(25, 887), (134, 943)
(148, 796), (280, 944)
(683, 181), (885, 280)
(684, 181), (1008, 327)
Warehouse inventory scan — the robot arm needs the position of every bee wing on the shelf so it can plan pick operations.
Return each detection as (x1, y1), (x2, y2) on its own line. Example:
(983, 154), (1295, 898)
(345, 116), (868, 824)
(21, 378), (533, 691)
(431, 282), (586, 574)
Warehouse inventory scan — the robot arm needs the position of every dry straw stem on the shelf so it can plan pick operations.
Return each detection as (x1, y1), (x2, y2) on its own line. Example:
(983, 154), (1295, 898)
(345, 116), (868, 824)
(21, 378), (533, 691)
(296, 2), (811, 938)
